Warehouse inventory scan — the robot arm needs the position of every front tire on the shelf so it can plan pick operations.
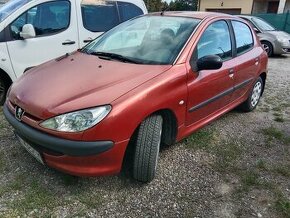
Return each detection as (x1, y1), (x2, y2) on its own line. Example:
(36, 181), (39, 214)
(240, 77), (263, 112)
(261, 41), (273, 57)
(0, 75), (8, 105)
(133, 115), (163, 183)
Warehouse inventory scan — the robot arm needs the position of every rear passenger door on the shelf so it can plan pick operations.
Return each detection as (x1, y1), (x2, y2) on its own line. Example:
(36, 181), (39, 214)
(230, 20), (260, 101)
(76, 0), (144, 48)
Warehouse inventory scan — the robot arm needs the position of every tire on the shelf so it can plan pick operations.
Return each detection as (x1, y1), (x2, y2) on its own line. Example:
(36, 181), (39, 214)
(133, 115), (163, 183)
(0, 75), (8, 105)
(261, 41), (273, 57)
(239, 77), (263, 112)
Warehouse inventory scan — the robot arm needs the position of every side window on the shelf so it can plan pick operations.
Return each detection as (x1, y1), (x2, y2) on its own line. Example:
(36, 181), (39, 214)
(197, 20), (232, 61)
(81, 0), (119, 32)
(232, 21), (254, 55)
(10, 1), (70, 39)
(117, 2), (143, 22)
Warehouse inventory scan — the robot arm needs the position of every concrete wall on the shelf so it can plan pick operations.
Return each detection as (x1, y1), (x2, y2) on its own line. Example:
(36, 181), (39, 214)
(199, 0), (254, 14)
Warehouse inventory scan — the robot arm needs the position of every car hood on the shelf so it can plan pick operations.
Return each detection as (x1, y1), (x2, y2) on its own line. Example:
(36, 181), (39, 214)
(9, 52), (171, 120)
(261, 30), (290, 39)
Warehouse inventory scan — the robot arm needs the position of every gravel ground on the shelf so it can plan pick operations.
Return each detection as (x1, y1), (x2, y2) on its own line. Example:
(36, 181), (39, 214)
(0, 55), (289, 218)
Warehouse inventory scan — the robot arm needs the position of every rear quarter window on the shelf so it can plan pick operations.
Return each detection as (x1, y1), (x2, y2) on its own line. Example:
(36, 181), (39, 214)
(81, 0), (119, 32)
(117, 2), (143, 22)
(232, 21), (254, 55)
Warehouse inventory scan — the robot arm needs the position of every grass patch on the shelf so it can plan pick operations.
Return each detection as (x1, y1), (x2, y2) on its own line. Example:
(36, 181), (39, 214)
(275, 198), (290, 218)
(256, 159), (267, 170)
(272, 165), (290, 178)
(261, 126), (290, 144)
(10, 179), (61, 215)
(0, 175), (24, 197)
(183, 128), (216, 151)
(274, 117), (285, 123)
(61, 174), (79, 186)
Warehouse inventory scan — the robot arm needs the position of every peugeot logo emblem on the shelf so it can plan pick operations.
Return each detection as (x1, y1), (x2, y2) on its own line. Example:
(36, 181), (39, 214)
(15, 106), (25, 121)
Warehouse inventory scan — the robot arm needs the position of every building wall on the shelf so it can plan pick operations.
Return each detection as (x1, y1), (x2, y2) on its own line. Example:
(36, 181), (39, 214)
(199, 0), (254, 14)
(285, 0), (290, 12)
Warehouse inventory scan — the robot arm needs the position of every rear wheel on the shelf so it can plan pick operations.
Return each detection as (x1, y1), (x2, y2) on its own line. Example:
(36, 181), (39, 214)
(261, 41), (273, 56)
(0, 76), (8, 105)
(133, 115), (163, 183)
(240, 77), (263, 112)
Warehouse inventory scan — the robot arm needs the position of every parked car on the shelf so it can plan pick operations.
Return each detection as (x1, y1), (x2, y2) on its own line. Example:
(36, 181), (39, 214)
(0, 0), (147, 104)
(4, 12), (268, 183)
(239, 15), (290, 56)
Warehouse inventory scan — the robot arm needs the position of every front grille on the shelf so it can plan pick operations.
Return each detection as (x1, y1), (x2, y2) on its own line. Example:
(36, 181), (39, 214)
(9, 101), (41, 122)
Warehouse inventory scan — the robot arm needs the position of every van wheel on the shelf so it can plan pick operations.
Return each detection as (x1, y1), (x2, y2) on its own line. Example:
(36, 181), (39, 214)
(240, 77), (263, 112)
(133, 115), (163, 183)
(0, 76), (8, 105)
(261, 41), (273, 56)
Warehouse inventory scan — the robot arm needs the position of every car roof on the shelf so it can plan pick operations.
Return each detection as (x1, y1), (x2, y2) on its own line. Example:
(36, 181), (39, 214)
(149, 11), (236, 20)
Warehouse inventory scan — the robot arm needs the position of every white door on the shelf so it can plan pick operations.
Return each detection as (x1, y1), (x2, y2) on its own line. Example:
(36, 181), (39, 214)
(6, 0), (78, 77)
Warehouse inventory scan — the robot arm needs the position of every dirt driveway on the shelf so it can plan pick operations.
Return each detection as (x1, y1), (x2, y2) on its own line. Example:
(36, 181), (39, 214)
(0, 56), (289, 218)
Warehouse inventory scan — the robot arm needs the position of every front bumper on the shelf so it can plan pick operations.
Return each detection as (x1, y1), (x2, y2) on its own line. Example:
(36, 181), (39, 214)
(3, 104), (129, 176)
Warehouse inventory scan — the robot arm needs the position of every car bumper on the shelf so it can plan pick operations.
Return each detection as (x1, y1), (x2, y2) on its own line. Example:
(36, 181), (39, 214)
(3, 104), (129, 176)
(274, 42), (290, 54)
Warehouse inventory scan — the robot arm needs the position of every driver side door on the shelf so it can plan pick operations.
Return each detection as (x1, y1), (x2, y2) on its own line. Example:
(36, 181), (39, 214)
(186, 20), (235, 126)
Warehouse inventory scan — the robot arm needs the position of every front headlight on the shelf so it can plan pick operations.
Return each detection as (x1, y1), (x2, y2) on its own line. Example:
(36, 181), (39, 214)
(277, 37), (289, 46)
(40, 105), (111, 132)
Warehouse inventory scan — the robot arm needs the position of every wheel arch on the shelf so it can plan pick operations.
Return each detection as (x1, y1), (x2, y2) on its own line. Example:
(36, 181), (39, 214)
(0, 68), (13, 87)
(259, 72), (267, 96)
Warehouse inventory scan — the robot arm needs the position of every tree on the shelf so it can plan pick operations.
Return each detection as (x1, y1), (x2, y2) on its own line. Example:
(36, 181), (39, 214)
(144, 0), (198, 12)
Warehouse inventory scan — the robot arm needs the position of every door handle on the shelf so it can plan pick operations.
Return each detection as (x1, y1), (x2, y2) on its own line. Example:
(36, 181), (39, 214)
(83, 39), (93, 43)
(229, 69), (235, 74)
(62, 40), (76, 45)
(255, 57), (259, 65)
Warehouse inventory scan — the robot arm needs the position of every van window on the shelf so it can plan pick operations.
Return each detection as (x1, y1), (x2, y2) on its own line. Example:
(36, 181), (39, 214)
(10, 1), (70, 39)
(117, 2), (143, 22)
(232, 21), (254, 55)
(81, 0), (119, 32)
(197, 20), (232, 60)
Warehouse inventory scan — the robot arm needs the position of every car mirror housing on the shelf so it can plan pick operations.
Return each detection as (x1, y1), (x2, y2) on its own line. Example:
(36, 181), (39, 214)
(20, 24), (36, 39)
(197, 55), (223, 71)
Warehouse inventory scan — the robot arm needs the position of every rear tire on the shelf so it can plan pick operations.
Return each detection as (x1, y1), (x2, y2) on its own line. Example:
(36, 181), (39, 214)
(239, 77), (263, 112)
(133, 115), (163, 183)
(0, 75), (8, 105)
(261, 41), (273, 57)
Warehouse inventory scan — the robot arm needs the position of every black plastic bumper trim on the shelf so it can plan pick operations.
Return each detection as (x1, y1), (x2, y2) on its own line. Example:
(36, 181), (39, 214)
(3, 104), (114, 156)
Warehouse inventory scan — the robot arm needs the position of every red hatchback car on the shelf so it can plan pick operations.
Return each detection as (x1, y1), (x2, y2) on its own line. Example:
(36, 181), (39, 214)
(4, 12), (268, 182)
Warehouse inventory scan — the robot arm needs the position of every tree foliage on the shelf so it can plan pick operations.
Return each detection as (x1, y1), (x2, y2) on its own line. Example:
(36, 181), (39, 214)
(144, 0), (198, 12)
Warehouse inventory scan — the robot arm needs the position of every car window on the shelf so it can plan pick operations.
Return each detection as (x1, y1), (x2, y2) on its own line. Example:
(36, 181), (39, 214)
(197, 20), (232, 61)
(252, 17), (275, 31)
(10, 1), (70, 39)
(83, 16), (200, 65)
(232, 21), (254, 55)
(81, 0), (119, 32)
(117, 2), (143, 22)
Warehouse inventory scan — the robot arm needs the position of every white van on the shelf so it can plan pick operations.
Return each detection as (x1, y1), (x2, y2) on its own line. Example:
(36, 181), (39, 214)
(0, 0), (147, 104)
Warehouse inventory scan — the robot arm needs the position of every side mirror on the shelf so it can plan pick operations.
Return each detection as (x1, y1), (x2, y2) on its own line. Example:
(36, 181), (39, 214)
(197, 55), (223, 71)
(253, 27), (260, 33)
(20, 24), (36, 39)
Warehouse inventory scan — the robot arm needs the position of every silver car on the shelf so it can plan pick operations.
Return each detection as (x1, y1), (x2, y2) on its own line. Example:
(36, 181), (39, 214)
(239, 15), (290, 56)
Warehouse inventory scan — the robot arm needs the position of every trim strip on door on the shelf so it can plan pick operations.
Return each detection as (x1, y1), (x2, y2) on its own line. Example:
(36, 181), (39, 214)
(189, 78), (253, 113)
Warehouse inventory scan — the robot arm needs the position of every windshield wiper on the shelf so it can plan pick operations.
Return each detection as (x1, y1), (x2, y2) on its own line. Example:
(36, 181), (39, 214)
(90, 52), (141, 64)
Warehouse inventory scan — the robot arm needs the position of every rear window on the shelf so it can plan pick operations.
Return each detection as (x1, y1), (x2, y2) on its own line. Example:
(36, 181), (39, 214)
(118, 2), (143, 22)
(232, 21), (254, 55)
(81, 0), (119, 32)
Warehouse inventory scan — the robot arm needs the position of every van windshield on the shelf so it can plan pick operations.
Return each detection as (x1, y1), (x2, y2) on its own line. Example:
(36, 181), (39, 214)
(0, 0), (31, 22)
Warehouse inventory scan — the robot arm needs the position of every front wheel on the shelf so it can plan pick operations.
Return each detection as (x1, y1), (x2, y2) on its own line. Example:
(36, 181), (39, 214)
(0, 76), (8, 105)
(133, 115), (163, 183)
(239, 77), (263, 112)
(261, 41), (273, 57)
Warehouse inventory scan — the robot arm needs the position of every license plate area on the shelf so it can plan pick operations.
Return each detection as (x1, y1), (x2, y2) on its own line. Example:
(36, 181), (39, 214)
(17, 135), (45, 165)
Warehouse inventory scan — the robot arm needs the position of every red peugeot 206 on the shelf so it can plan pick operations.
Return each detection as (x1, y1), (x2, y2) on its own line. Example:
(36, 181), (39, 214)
(4, 12), (268, 182)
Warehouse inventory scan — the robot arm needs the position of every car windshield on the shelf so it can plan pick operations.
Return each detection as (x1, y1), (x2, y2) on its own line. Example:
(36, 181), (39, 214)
(252, 17), (275, 31)
(82, 16), (201, 65)
(0, 0), (30, 22)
